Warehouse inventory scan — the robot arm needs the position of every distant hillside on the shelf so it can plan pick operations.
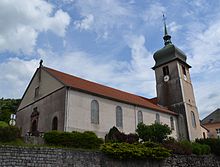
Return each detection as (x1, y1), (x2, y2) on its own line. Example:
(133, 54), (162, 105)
(0, 98), (21, 124)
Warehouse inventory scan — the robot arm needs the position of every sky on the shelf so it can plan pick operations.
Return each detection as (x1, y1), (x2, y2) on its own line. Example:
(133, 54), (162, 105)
(0, 0), (219, 119)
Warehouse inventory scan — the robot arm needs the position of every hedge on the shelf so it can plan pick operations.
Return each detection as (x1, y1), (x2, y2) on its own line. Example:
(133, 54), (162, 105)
(44, 131), (103, 149)
(196, 138), (220, 156)
(0, 126), (21, 142)
(101, 142), (171, 160)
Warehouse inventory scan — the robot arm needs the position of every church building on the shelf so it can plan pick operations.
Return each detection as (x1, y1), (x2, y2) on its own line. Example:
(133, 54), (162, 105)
(16, 22), (204, 141)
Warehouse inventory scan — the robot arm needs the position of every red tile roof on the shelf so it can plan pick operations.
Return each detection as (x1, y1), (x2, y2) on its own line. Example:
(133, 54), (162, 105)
(43, 66), (177, 115)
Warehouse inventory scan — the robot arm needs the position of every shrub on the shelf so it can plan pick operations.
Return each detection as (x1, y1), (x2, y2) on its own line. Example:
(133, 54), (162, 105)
(0, 121), (9, 128)
(191, 142), (210, 155)
(100, 142), (171, 160)
(196, 138), (220, 156)
(44, 131), (103, 149)
(163, 140), (192, 155)
(105, 126), (138, 144)
(0, 126), (21, 142)
(136, 123), (171, 143)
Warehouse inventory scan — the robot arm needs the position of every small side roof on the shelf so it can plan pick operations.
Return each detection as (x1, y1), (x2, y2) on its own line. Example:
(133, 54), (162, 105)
(201, 108), (220, 125)
(43, 66), (177, 116)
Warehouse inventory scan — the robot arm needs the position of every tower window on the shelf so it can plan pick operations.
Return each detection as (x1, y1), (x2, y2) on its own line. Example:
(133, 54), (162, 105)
(116, 106), (123, 128)
(163, 66), (169, 76)
(182, 66), (186, 75)
(91, 100), (99, 124)
(191, 111), (196, 128)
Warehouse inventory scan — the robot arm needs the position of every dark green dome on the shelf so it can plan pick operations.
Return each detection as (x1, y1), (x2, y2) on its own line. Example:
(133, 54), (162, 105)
(152, 43), (190, 69)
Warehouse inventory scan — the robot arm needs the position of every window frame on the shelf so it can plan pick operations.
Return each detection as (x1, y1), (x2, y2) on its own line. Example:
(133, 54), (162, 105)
(116, 106), (123, 128)
(191, 111), (196, 128)
(155, 113), (160, 124)
(137, 110), (143, 124)
(162, 66), (169, 76)
(91, 100), (99, 124)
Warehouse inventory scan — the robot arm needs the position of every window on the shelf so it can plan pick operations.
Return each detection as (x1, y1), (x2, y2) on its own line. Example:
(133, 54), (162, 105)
(191, 111), (196, 128)
(170, 117), (174, 130)
(35, 87), (39, 97)
(155, 113), (160, 123)
(216, 129), (220, 138)
(52, 117), (58, 130)
(91, 100), (99, 124)
(116, 106), (123, 128)
(162, 66), (169, 76)
(137, 110), (143, 124)
(182, 65), (186, 75)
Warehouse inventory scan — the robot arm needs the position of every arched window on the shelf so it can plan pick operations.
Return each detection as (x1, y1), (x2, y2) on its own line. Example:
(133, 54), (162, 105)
(155, 113), (160, 123)
(170, 116), (174, 130)
(137, 110), (143, 124)
(191, 111), (196, 128)
(52, 117), (58, 130)
(116, 106), (123, 128)
(91, 100), (99, 124)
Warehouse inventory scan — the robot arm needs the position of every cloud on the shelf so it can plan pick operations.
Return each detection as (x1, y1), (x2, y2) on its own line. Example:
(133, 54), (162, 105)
(0, 0), (70, 54)
(0, 58), (39, 98)
(142, 2), (166, 23)
(168, 22), (182, 33)
(74, 14), (94, 30)
(74, 0), (132, 38)
(38, 34), (155, 97)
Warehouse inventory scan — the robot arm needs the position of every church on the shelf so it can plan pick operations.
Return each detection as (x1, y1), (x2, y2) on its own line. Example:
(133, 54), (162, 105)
(16, 23), (206, 141)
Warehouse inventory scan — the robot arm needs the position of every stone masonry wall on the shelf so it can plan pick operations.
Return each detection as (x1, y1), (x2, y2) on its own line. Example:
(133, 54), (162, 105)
(0, 145), (220, 167)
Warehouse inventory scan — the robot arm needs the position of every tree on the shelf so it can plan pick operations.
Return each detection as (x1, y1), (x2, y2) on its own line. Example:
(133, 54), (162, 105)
(0, 98), (21, 123)
(136, 123), (171, 143)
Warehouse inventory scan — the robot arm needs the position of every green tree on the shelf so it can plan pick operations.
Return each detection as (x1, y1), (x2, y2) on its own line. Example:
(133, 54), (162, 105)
(136, 122), (171, 143)
(0, 98), (21, 123)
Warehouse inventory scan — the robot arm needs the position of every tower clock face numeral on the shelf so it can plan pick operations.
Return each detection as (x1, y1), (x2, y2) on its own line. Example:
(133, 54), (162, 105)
(164, 75), (170, 82)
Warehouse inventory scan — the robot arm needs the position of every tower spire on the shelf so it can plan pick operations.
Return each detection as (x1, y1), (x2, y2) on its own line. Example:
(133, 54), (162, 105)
(162, 14), (172, 46)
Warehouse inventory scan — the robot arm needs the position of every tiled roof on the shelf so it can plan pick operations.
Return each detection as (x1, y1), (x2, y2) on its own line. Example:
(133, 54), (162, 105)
(43, 66), (177, 115)
(202, 108), (220, 125)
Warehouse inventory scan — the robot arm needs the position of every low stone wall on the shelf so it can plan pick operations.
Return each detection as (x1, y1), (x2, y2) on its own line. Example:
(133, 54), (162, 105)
(0, 145), (220, 167)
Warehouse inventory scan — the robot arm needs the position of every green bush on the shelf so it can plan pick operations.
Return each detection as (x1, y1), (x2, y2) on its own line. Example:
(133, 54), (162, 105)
(100, 142), (171, 160)
(163, 139), (210, 155)
(163, 140), (192, 155)
(0, 121), (9, 128)
(44, 131), (103, 149)
(0, 126), (21, 142)
(196, 138), (220, 156)
(105, 126), (139, 144)
(136, 123), (171, 143)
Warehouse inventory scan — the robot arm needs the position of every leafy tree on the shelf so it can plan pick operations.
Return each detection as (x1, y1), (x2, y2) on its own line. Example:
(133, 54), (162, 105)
(136, 122), (171, 143)
(0, 98), (20, 123)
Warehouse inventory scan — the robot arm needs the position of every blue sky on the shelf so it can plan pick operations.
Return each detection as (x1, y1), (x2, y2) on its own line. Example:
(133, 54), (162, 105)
(0, 0), (220, 119)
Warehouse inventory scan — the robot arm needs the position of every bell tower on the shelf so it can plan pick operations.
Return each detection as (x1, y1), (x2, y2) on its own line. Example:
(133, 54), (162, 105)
(152, 15), (201, 140)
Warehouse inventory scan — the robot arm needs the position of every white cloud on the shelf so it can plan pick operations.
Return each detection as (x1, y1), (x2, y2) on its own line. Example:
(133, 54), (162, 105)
(142, 2), (166, 23)
(0, 58), (39, 98)
(0, 0), (70, 54)
(74, 0), (132, 38)
(168, 22), (182, 33)
(74, 14), (94, 30)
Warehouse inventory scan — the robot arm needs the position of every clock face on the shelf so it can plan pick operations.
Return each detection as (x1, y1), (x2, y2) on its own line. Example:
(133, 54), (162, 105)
(164, 75), (169, 82)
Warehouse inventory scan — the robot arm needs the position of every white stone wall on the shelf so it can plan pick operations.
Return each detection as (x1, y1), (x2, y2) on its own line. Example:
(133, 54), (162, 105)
(66, 90), (178, 138)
